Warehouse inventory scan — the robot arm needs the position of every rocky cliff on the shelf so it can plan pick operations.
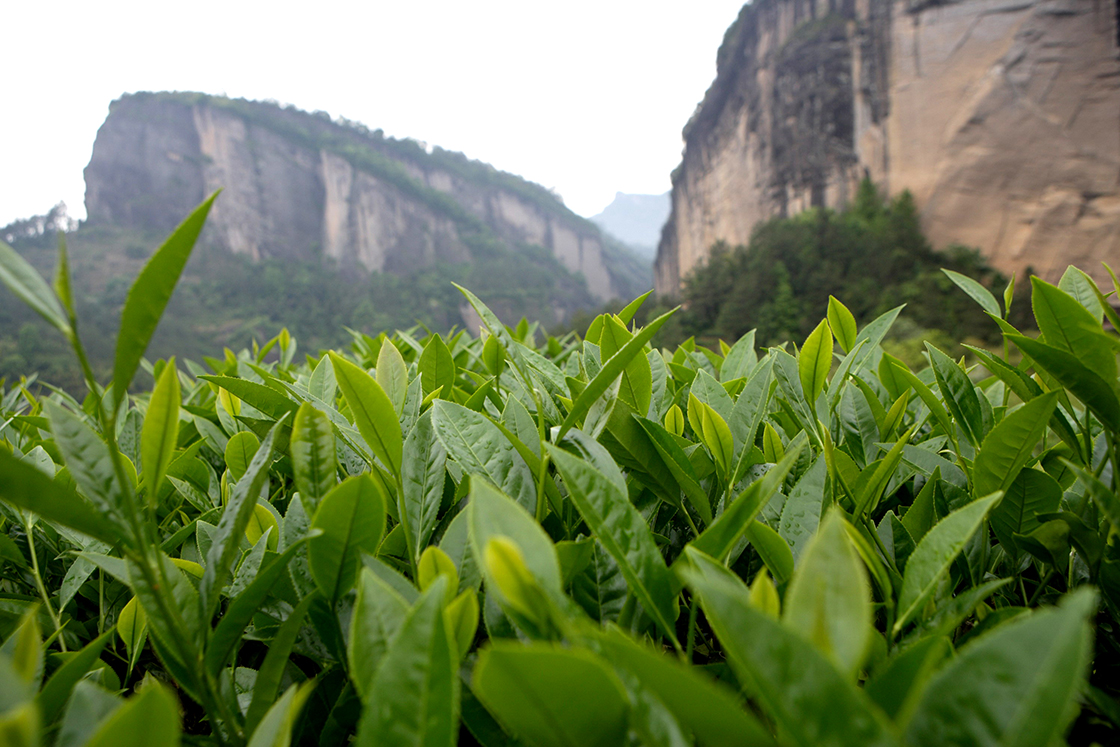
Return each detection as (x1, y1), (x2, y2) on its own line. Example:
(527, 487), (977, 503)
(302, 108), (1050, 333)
(85, 93), (647, 307)
(655, 0), (1120, 294)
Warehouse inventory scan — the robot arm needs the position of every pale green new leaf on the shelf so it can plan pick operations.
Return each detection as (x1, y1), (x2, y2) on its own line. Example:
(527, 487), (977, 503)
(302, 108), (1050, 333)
(799, 319), (833, 404)
(141, 360), (180, 502)
(783, 511), (872, 677)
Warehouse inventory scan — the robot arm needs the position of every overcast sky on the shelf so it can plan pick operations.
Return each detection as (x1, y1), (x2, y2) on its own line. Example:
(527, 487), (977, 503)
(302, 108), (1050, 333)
(1, 1), (745, 226)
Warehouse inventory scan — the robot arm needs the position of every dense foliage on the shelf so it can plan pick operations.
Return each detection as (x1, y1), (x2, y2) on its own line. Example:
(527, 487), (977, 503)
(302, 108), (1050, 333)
(0, 196), (1118, 746)
(671, 181), (1026, 353)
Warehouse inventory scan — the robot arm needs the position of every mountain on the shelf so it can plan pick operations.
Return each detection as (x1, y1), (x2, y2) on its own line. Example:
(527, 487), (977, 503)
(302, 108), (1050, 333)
(655, 0), (1120, 295)
(589, 192), (670, 258)
(85, 92), (650, 315)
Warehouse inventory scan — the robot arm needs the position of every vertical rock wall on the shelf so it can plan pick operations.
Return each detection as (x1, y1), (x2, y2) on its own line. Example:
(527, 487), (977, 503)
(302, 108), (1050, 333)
(656, 0), (1120, 293)
(85, 95), (628, 302)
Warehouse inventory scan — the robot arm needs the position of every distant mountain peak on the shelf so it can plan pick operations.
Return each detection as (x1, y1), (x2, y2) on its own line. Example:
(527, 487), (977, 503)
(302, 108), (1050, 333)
(590, 192), (670, 259)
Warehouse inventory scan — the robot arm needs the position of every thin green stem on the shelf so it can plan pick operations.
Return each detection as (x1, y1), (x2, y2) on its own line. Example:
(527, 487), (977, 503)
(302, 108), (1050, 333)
(684, 595), (699, 664)
(26, 523), (66, 652)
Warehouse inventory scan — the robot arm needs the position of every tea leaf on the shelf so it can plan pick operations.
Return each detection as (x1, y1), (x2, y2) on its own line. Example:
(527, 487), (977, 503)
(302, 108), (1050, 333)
(559, 307), (677, 437)
(84, 682), (181, 747)
(682, 549), (896, 747)
(330, 352), (403, 476)
(356, 579), (458, 747)
(895, 493), (1001, 635)
(0, 238), (69, 335)
(309, 474), (387, 603)
(905, 589), (1095, 747)
(113, 193), (217, 408)
(799, 319), (833, 404)
(472, 642), (629, 747)
(549, 435), (679, 647)
(141, 359), (180, 501)
(290, 402), (338, 516)
(783, 511), (872, 677)
(973, 391), (1059, 498)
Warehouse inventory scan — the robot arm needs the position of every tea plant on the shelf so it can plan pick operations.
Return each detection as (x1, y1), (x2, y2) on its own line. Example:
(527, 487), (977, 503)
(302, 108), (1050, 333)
(0, 194), (1116, 746)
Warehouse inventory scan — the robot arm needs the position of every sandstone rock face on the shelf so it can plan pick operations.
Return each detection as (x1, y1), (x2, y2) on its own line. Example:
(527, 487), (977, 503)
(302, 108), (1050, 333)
(655, 0), (1120, 294)
(85, 94), (630, 302)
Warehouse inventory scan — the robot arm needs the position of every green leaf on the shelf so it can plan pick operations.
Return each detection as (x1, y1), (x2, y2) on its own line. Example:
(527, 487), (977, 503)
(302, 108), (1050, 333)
(618, 289), (653, 325)
(309, 474), (387, 602)
(990, 468), (1062, 555)
(635, 417), (712, 525)
(783, 511), (872, 677)
(1058, 266), (1105, 322)
(84, 682), (181, 747)
(348, 568), (410, 699)
(688, 441), (803, 563)
(827, 296), (858, 354)
(681, 549), (896, 747)
(199, 419), (282, 621)
(225, 431), (261, 482)
(244, 593), (317, 735)
(377, 340), (409, 414)
(432, 400), (536, 514)
(549, 435), (679, 646)
(113, 193), (217, 408)
(329, 352), (403, 476)
(0, 238), (70, 335)
(905, 589), (1095, 747)
(472, 642), (630, 747)
(117, 596), (147, 674)
(689, 394), (735, 483)
(1007, 334), (1120, 430)
(600, 315), (653, 416)
(1031, 276), (1115, 381)
(894, 493), (1001, 635)
(356, 579), (459, 747)
(799, 319), (833, 404)
(0, 447), (120, 546)
(468, 480), (562, 606)
(419, 334), (457, 397)
(592, 629), (776, 747)
(35, 628), (114, 724)
(943, 270), (1000, 318)
(141, 359), (180, 501)
(973, 391), (1058, 498)
(779, 456), (827, 564)
(205, 540), (308, 676)
(926, 343), (984, 448)
(1063, 460), (1120, 531)
(290, 402), (338, 517)
(728, 355), (774, 461)
(865, 636), (951, 723)
(44, 401), (132, 539)
(400, 410), (448, 563)
(198, 376), (299, 421)
(721, 329), (757, 381)
(744, 521), (794, 586)
(559, 307), (677, 437)
(247, 681), (315, 747)
(887, 360), (954, 439)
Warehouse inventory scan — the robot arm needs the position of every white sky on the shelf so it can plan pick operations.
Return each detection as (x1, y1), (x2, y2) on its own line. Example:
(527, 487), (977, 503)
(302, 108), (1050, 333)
(0, 1), (745, 226)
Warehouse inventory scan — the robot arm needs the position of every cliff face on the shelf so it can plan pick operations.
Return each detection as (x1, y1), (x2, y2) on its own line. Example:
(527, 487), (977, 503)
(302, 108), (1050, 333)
(655, 0), (1120, 294)
(86, 94), (638, 305)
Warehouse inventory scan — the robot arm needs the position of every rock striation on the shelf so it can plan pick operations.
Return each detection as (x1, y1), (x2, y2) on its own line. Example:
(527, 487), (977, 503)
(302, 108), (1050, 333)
(655, 0), (1120, 294)
(85, 93), (644, 305)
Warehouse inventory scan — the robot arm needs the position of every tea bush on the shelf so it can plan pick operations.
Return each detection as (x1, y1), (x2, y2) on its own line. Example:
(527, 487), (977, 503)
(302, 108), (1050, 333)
(0, 194), (1117, 746)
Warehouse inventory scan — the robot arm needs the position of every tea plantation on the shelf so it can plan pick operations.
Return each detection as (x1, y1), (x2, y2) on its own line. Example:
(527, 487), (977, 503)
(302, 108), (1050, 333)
(0, 195), (1117, 745)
